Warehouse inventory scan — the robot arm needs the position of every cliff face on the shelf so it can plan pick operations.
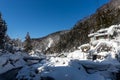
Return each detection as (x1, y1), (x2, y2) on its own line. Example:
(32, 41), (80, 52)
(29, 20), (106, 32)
(31, 0), (120, 54)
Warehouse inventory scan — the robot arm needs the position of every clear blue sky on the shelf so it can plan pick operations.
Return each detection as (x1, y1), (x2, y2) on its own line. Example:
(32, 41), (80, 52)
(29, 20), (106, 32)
(0, 0), (109, 40)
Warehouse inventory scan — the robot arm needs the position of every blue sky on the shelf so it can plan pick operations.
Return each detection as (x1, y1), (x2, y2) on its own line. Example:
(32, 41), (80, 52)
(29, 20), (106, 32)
(0, 0), (109, 40)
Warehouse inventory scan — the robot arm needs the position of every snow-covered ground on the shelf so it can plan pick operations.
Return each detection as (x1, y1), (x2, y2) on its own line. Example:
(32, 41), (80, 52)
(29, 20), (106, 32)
(16, 38), (120, 80)
(16, 55), (120, 80)
(0, 51), (28, 74)
(16, 24), (120, 80)
(1, 24), (120, 80)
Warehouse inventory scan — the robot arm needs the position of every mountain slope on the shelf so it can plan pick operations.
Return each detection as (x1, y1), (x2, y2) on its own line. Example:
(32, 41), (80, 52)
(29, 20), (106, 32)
(30, 30), (69, 53)
(46, 0), (120, 53)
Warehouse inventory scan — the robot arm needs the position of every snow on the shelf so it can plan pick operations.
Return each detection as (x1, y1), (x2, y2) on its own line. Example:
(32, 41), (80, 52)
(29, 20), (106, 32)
(48, 38), (53, 48)
(97, 28), (109, 33)
(107, 25), (114, 35)
(45, 38), (54, 50)
(95, 33), (108, 37)
(0, 57), (8, 66)
(17, 56), (119, 80)
(88, 24), (120, 42)
(67, 50), (87, 60)
(88, 33), (97, 37)
(0, 63), (14, 74)
(0, 52), (28, 74)
(2, 24), (120, 80)
(16, 38), (120, 79)
(16, 24), (120, 80)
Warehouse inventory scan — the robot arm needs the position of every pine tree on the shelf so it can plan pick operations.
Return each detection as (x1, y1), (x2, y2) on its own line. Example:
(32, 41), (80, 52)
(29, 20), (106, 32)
(0, 13), (7, 49)
(4, 35), (13, 52)
(24, 32), (33, 53)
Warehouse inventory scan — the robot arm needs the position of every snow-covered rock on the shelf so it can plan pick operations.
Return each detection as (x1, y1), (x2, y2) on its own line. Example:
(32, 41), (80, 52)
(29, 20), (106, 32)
(17, 56), (120, 80)
(3, 24), (120, 80)
(0, 52), (28, 74)
(16, 29), (120, 80)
